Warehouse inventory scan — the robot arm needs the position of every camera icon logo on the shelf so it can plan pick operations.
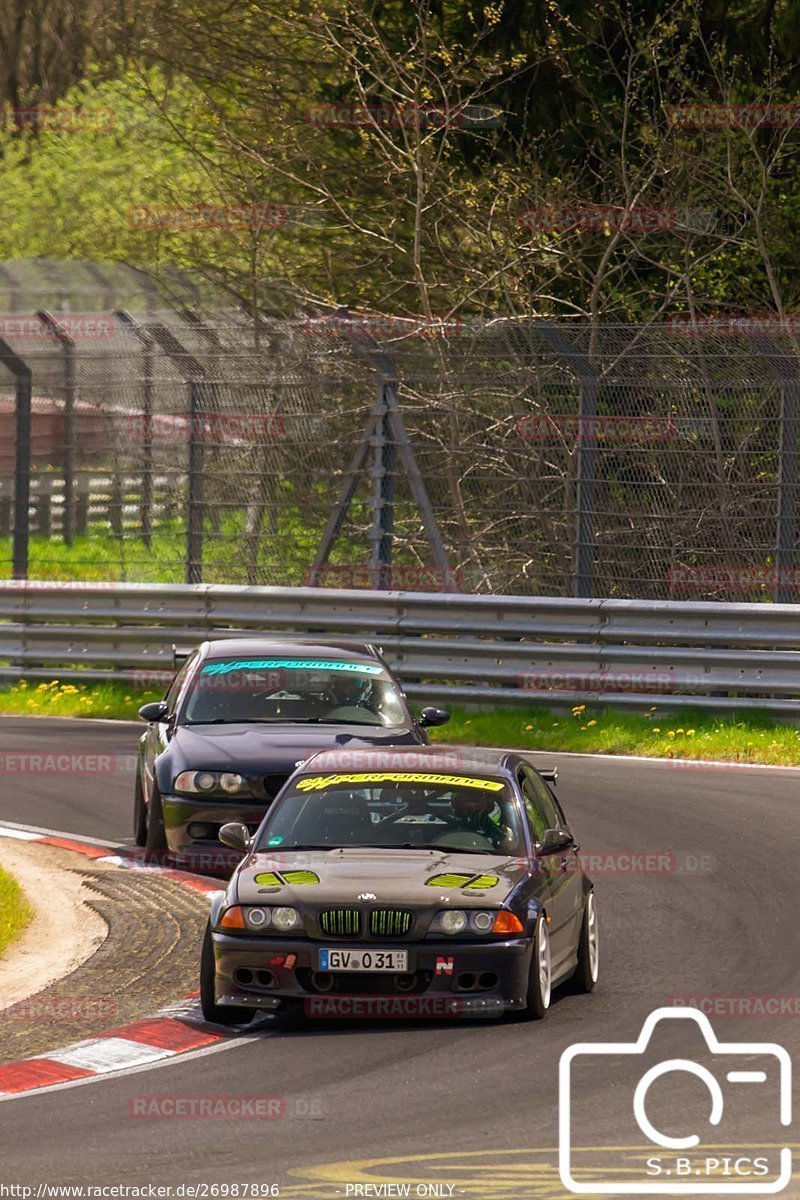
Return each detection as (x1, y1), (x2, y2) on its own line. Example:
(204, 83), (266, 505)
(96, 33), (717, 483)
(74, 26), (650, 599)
(559, 1006), (792, 1194)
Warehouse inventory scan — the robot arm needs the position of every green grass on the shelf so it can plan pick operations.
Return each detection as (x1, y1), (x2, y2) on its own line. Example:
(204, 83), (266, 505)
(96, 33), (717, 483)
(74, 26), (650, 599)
(0, 866), (34, 960)
(0, 678), (161, 719)
(429, 704), (800, 766)
(1, 680), (800, 765)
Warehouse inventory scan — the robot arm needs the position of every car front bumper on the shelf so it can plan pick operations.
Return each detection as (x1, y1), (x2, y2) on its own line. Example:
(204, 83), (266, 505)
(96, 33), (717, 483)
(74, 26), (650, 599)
(211, 930), (533, 1018)
(162, 794), (272, 861)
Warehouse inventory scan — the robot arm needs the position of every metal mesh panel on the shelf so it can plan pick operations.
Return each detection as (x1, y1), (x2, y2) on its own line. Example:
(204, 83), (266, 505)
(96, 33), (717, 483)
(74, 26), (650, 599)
(1, 309), (799, 601)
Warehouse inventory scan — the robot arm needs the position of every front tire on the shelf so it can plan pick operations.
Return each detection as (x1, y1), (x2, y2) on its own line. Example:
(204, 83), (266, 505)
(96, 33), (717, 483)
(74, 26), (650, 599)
(200, 925), (254, 1027)
(571, 889), (599, 993)
(523, 913), (551, 1020)
(133, 769), (147, 846)
(144, 781), (167, 853)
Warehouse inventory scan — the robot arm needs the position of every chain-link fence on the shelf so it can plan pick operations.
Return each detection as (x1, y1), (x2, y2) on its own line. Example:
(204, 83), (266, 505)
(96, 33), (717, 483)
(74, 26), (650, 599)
(1, 303), (799, 601)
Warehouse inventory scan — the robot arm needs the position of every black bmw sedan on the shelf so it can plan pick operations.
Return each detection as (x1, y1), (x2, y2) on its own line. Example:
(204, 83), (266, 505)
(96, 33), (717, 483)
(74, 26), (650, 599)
(200, 744), (598, 1024)
(133, 638), (449, 863)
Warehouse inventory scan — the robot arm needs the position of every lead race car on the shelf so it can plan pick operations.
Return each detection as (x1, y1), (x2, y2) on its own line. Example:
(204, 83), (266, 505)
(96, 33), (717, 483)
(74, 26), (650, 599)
(200, 744), (598, 1024)
(133, 638), (450, 862)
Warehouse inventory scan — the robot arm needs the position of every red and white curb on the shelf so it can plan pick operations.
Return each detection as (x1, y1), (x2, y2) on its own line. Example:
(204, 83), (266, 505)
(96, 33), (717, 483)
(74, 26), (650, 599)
(0, 822), (251, 1100)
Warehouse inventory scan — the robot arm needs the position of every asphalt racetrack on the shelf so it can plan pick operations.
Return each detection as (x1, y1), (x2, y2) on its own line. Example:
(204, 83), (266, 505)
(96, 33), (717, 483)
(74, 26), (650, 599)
(1, 717), (798, 1197)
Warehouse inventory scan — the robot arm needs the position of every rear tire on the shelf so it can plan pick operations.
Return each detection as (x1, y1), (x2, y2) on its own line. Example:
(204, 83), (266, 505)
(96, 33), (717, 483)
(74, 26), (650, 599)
(523, 914), (551, 1020)
(570, 890), (599, 994)
(133, 769), (147, 846)
(200, 925), (254, 1027)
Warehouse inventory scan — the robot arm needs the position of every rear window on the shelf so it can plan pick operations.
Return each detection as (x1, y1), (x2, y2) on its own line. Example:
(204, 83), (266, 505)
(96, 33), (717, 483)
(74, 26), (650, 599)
(255, 771), (525, 855)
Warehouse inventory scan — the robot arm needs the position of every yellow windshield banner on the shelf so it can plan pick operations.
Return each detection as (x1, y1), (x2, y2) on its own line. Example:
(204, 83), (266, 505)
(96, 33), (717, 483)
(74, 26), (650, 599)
(295, 772), (505, 792)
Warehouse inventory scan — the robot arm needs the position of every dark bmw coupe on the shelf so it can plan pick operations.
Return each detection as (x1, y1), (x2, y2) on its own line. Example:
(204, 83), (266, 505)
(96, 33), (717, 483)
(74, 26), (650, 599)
(200, 744), (598, 1024)
(133, 638), (449, 861)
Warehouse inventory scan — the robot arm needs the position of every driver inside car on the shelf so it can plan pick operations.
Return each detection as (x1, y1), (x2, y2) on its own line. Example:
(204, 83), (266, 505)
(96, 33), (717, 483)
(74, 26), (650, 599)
(324, 675), (375, 722)
(446, 792), (513, 850)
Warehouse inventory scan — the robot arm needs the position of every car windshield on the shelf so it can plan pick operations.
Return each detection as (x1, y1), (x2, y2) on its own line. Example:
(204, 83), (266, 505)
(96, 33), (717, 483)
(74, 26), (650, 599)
(254, 772), (525, 855)
(181, 657), (408, 727)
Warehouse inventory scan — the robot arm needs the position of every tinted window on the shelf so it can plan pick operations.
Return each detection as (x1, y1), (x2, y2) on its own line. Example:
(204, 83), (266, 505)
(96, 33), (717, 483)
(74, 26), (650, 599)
(518, 766), (561, 843)
(165, 654), (197, 711)
(256, 772), (525, 855)
(179, 657), (407, 727)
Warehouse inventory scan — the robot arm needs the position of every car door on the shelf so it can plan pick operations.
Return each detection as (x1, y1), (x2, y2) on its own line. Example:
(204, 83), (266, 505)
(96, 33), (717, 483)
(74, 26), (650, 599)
(517, 765), (584, 979)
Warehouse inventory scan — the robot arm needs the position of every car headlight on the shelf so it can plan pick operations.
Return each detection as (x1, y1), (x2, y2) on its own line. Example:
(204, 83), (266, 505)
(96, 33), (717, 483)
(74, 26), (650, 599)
(221, 906), (301, 934)
(430, 909), (468, 934)
(272, 906), (301, 932)
(244, 906), (271, 930)
(429, 909), (510, 935)
(173, 770), (249, 796)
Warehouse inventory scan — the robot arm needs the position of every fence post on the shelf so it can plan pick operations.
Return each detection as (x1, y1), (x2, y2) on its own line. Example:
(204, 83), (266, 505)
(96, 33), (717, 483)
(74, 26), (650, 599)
(141, 335), (153, 548)
(0, 338), (32, 579)
(36, 311), (76, 545)
(186, 380), (205, 584)
(575, 378), (598, 599)
(536, 324), (599, 599)
(775, 377), (799, 603)
(369, 381), (396, 588)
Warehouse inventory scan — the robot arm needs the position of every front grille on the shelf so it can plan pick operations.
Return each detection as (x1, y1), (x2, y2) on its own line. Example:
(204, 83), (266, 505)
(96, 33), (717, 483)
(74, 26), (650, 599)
(369, 909), (414, 937)
(320, 908), (362, 937)
(263, 774), (290, 800)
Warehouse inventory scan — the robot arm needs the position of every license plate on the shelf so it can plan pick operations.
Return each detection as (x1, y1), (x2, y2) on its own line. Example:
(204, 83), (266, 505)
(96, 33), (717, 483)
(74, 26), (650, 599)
(319, 948), (409, 972)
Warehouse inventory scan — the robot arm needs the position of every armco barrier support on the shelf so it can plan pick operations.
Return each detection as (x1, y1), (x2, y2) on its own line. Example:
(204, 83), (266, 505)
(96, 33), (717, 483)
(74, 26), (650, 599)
(1, 582), (800, 713)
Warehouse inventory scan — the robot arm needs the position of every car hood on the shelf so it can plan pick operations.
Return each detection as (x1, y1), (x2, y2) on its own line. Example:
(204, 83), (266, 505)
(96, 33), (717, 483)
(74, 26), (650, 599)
(235, 848), (530, 907)
(166, 723), (420, 773)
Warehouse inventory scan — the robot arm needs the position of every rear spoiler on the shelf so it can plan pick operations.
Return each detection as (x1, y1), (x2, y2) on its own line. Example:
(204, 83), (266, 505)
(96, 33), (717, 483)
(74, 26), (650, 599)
(539, 767), (558, 786)
(172, 644), (194, 666)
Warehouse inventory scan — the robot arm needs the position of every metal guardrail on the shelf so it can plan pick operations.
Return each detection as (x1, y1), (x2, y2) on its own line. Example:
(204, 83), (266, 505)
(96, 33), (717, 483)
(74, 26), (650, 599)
(1, 581), (800, 714)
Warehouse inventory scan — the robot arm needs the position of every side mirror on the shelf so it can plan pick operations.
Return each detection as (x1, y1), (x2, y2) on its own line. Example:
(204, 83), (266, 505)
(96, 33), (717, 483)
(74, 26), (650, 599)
(218, 822), (251, 852)
(419, 706), (451, 728)
(537, 828), (573, 856)
(138, 700), (170, 723)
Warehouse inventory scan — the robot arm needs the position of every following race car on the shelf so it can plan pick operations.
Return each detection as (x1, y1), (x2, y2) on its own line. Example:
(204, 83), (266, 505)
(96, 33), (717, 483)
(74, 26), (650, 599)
(133, 638), (450, 861)
(200, 744), (598, 1024)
